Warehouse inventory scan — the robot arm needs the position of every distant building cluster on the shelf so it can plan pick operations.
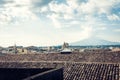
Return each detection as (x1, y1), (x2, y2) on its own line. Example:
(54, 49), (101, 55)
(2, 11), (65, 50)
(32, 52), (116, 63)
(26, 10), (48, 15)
(0, 42), (120, 54)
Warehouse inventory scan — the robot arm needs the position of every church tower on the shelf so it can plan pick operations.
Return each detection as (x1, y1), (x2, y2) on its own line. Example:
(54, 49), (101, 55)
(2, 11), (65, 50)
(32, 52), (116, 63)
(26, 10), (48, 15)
(14, 44), (17, 54)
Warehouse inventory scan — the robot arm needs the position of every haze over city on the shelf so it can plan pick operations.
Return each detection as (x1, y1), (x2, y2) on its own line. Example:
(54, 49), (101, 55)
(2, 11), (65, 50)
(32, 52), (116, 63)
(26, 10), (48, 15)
(0, 0), (120, 47)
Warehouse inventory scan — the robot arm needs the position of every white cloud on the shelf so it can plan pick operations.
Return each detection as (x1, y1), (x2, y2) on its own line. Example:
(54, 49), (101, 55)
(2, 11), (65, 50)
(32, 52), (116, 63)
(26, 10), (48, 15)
(0, 0), (120, 39)
(107, 14), (120, 21)
(47, 0), (79, 27)
(0, 0), (56, 24)
(0, 0), (40, 24)
(80, 25), (93, 39)
(98, 27), (106, 30)
(0, 14), (11, 24)
(79, 0), (120, 15)
(114, 29), (120, 32)
(40, 6), (48, 13)
(45, 0), (120, 29)
(1, 0), (119, 25)
(47, 13), (62, 28)
(80, 0), (96, 14)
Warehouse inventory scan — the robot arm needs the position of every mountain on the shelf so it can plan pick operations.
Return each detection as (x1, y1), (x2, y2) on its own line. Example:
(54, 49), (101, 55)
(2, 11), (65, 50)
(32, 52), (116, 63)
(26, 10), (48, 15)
(70, 37), (120, 46)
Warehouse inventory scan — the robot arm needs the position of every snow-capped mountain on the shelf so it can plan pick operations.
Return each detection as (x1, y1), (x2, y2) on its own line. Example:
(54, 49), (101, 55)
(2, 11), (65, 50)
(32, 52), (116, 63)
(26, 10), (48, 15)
(70, 37), (120, 46)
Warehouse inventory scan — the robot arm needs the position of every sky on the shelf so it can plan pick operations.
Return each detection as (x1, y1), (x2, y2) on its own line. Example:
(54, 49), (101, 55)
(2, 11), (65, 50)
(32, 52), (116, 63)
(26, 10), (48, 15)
(0, 0), (120, 47)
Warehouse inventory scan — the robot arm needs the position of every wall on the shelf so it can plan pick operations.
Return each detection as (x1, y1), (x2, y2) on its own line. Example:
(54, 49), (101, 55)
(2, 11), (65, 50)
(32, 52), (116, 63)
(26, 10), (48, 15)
(0, 68), (63, 80)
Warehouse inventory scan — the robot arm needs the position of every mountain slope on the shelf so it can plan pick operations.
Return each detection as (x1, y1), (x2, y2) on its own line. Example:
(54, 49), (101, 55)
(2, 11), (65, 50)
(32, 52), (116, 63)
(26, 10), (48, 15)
(70, 37), (120, 46)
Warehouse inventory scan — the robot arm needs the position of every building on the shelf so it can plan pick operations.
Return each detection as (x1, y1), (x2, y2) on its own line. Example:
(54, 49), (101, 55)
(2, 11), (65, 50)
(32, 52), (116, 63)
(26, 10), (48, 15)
(62, 42), (69, 50)
(17, 48), (28, 54)
(60, 48), (72, 54)
(7, 44), (28, 54)
(61, 42), (72, 54)
(8, 44), (17, 54)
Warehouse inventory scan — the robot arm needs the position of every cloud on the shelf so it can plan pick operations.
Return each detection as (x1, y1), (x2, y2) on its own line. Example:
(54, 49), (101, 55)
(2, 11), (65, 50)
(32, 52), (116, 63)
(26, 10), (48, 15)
(0, 0), (14, 6)
(80, 25), (93, 39)
(0, 0), (37, 24)
(0, 0), (53, 24)
(0, 0), (120, 30)
(47, 13), (62, 28)
(44, 0), (120, 28)
(114, 29), (120, 32)
(107, 14), (120, 21)
(79, 0), (120, 15)
(97, 27), (106, 30)
(32, 0), (52, 7)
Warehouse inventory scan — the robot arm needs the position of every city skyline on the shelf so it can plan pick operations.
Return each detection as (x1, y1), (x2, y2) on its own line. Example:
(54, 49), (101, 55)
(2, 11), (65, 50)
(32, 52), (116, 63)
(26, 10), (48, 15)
(0, 0), (120, 47)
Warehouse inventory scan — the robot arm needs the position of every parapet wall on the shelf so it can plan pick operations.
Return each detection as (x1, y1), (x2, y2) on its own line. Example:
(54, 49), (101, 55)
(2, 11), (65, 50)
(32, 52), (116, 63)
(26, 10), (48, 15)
(24, 68), (63, 80)
(0, 68), (63, 80)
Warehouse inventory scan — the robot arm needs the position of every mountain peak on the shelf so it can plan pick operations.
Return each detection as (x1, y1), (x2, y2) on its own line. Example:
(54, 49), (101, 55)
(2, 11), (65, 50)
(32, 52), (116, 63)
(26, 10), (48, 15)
(70, 37), (120, 46)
